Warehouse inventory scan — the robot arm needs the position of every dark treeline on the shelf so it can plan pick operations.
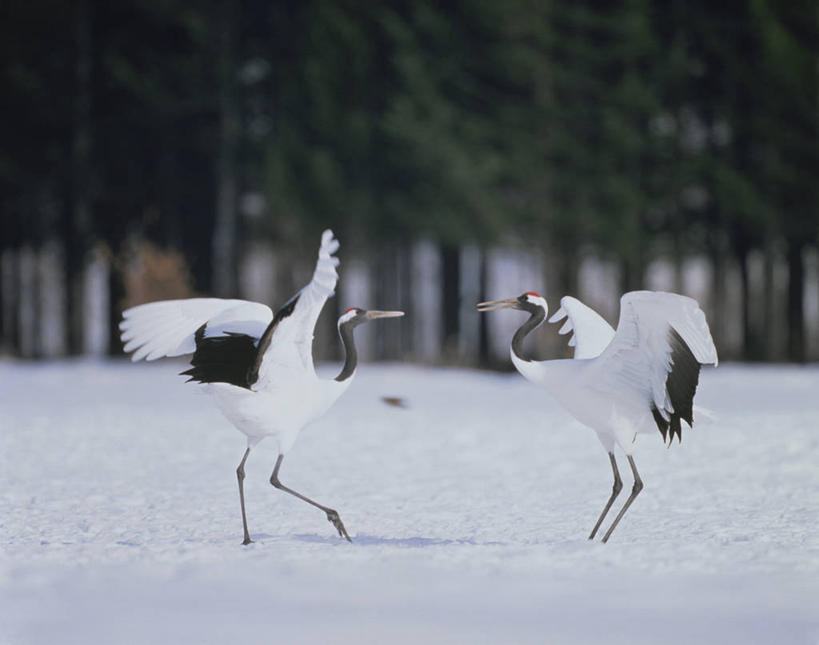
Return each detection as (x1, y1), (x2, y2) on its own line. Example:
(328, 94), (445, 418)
(1, 0), (817, 361)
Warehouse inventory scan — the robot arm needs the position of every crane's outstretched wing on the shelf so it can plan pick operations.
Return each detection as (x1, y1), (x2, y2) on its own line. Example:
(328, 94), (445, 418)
(120, 230), (338, 391)
(120, 298), (273, 362)
(548, 296), (615, 359)
(252, 229), (339, 387)
(584, 291), (718, 443)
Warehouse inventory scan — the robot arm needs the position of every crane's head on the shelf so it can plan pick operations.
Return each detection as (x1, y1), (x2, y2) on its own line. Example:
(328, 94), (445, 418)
(477, 291), (548, 316)
(338, 307), (405, 328)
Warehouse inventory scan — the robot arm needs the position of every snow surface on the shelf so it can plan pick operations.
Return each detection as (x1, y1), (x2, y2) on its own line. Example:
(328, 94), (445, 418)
(1, 360), (817, 644)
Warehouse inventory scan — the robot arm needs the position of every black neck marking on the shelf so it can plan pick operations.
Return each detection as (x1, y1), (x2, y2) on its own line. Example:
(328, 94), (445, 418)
(335, 318), (360, 382)
(511, 304), (546, 362)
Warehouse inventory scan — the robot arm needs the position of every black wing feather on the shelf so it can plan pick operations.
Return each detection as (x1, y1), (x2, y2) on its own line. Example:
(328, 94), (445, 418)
(180, 326), (258, 390)
(651, 327), (702, 444)
(180, 291), (302, 390)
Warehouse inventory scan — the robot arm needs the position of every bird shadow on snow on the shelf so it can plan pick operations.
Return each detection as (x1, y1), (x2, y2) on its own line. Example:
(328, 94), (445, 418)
(288, 533), (506, 548)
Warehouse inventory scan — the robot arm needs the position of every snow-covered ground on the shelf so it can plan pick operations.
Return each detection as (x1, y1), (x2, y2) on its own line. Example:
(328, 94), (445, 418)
(1, 360), (817, 644)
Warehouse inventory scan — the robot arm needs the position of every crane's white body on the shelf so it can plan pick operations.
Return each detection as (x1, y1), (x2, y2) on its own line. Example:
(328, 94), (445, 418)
(207, 376), (351, 452)
(512, 292), (718, 454)
(479, 289), (717, 541)
(120, 230), (348, 454)
(119, 230), (406, 543)
(510, 355), (641, 452)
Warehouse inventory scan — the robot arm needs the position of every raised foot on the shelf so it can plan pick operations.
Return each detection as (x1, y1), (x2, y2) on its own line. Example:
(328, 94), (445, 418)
(326, 509), (351, 542)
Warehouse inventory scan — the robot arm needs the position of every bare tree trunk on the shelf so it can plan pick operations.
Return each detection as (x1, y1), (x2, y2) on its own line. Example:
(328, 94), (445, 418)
(410, 240), (440, 364)
(39, 240), (68, 357)
(66, 0), (94, 354)
(1, 249), (19, 353)
(708, 234), (726, 352)
(620, 258), (641, 295)
(738, 246), (752, 360)
(372, 242), (401, 360)
(763, 232), (777, 360)
(786, 237), (805, 362)
(398, 239), (413, 358)
(542, 232), (572, 335)
(671, 230), (684, 294)
(478, 246), (489, 364)
(0, 247), (5, 350)
(440, 244), (460, 360)
(18, 246), (39, 357)
(620, 237), (646, 294)
(108, 244), (126, 355)
(559, 243), (579, 297)
(212, 0), (239, 297)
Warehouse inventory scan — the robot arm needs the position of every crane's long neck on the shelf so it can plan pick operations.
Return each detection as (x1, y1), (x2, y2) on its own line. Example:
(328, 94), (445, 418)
(510, 305), (579, 394)
(335, 321), (358, 382)
(511, 307), (546, 362)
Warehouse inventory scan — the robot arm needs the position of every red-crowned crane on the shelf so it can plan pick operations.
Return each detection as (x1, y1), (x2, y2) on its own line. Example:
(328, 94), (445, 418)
(477, 290), (718, 542)
(120, 230), (403, 544)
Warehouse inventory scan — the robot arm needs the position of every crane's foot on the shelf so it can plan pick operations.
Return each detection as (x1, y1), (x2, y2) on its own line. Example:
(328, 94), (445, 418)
(242, 536), (254, 545)
(326, 509), (351, 542)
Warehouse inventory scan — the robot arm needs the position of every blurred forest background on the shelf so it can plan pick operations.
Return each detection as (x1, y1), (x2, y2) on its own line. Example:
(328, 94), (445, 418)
(1, 0), (817, 365)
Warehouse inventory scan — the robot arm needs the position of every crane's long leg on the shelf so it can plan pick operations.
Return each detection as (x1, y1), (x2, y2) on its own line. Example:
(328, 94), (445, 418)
(588, 452), (623, 540)
(601, 455), (643, 543)
(237, 447), (253, 545)
(269, 454), (351, 542)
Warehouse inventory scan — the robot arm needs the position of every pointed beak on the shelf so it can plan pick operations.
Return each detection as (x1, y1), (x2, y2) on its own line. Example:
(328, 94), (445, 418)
(366, 310), (405, 320)
(476, 297), (517, 312)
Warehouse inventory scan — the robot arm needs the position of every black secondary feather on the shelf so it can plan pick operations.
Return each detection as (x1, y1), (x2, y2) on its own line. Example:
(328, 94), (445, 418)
(181, 326), (258, 390)
(181, 291), (302, 390)
(651, 327), (702, 444)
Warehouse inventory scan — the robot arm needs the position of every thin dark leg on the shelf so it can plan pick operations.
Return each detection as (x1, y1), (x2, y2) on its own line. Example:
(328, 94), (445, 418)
(588, 452), (623, 540)
(236, 447), (253, 545)
(601, 455), (644, 543)
(270, 454), (351, 542)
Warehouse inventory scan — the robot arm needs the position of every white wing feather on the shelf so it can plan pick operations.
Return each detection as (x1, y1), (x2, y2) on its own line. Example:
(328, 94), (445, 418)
(584, 291), (718, 420)
(548, 296), (615, 359)
(120, 298), (273, 362)
(255, 229), (340, 385)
